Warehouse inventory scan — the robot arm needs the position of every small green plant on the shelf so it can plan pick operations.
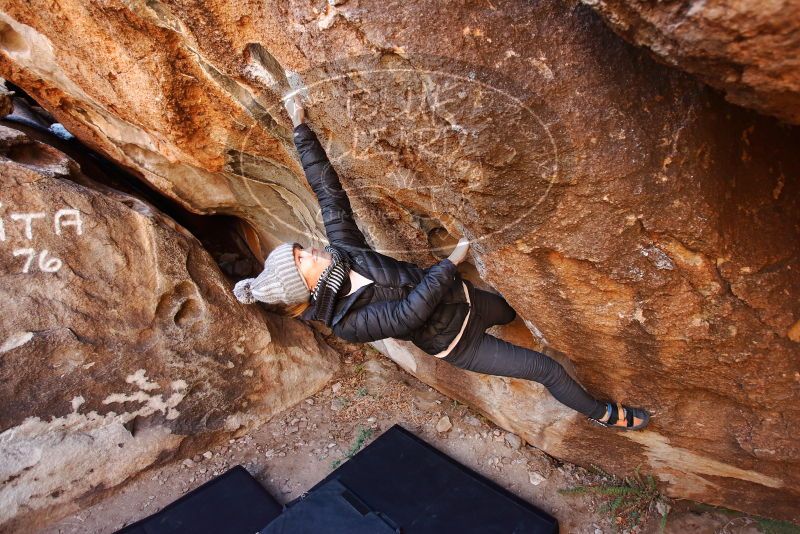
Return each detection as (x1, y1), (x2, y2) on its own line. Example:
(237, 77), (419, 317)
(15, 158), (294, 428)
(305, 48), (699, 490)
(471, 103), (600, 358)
(353, 364), (366, 376)
(330, 427), (374, 469)
(558, 465), (669, 533)
(364, 344), (382, 356)
(356, 387), (368, 397)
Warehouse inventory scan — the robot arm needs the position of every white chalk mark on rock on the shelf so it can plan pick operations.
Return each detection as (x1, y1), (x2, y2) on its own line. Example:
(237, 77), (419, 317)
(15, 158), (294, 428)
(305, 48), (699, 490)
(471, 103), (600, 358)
(126, 369), (160, 391)
(102, 387), (186, 419)
(54, 208), (83, 236)
(70, 396), (85, 412)
(12, 248), (36, 273)
(10, 212), (45, 240)
(103, 373), (187, 420)
(0, 332), (34, 354)
(12, 249), (62, 273)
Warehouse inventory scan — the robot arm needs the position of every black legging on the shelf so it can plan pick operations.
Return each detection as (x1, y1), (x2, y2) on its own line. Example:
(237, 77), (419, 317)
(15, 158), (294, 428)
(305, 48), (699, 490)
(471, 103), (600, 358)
(443, 285), (607, 419)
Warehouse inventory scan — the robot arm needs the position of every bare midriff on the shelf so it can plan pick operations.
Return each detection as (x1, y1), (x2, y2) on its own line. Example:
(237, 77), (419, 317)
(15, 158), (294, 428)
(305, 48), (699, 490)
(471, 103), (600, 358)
(432, 281), (471, 358)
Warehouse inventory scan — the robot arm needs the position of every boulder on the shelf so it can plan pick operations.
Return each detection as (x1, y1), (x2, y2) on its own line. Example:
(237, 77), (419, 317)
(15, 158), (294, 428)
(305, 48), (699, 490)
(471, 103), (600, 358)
(582, 0), (800, 125)
(0, 78), (12, 116)
(0, 0), (798, 522)
(0, 126), (339, 532)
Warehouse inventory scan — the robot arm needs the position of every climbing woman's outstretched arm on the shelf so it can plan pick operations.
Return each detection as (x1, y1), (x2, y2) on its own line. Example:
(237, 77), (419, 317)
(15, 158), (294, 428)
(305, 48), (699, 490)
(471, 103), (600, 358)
(290, 103), (371, 250)
(331, 257), (460, 342)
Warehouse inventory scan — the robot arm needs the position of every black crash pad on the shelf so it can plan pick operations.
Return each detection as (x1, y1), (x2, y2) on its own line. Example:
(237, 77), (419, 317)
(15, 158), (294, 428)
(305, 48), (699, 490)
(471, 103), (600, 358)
(269, 424), (558, 534)
(115, 465), (282, 534)
(261, 478), (399, 533)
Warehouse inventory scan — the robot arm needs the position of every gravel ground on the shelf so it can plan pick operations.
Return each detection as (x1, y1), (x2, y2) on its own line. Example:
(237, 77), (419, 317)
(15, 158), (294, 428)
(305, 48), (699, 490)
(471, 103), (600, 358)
(44, 335), (778, 534)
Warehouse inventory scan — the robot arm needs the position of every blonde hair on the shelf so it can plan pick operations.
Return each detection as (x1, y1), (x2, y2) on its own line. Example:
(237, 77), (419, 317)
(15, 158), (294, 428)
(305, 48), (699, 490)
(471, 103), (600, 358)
(286, 299), (311, 318)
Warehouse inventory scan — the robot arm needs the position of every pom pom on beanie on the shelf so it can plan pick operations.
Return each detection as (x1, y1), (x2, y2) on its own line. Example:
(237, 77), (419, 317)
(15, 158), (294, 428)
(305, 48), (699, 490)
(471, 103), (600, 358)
(233, 279), (256, 304)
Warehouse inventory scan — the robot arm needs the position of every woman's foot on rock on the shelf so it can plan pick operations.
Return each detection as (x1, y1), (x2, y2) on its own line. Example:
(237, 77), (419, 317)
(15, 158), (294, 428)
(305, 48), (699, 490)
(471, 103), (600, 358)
(594, 402), (649, 430)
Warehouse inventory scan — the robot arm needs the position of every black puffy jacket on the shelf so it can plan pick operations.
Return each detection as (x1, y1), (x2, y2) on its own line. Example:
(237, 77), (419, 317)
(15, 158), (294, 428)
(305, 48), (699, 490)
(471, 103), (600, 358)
(293, 123), (472, 355)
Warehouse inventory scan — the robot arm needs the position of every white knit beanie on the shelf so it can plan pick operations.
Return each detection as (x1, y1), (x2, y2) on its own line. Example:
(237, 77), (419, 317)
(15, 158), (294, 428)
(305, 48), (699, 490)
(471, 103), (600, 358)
(233, 242), (311, 306)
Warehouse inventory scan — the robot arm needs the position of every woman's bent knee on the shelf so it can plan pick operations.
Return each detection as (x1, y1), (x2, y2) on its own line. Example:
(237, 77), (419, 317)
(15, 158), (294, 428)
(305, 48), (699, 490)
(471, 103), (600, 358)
(480, 291), (516, 327)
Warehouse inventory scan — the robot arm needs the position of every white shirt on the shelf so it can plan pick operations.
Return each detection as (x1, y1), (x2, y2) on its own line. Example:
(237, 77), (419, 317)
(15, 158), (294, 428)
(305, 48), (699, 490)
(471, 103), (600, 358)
(344, 269), (375, 296)
(344, 269), (471, 358)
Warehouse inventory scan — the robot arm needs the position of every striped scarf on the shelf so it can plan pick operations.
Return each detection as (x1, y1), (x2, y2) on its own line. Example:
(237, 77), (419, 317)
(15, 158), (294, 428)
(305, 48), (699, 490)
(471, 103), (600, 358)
(311, 244), (352, 327)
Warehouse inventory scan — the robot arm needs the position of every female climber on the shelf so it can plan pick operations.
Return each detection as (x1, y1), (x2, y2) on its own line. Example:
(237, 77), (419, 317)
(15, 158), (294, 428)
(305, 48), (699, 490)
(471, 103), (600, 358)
(232, 94), (650, 431)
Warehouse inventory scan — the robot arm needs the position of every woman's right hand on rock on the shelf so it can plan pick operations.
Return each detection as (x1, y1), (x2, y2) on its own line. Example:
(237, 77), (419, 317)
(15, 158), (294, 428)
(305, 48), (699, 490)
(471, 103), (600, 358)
(283, 93), (305, 127)
(447, 237), (471, 265)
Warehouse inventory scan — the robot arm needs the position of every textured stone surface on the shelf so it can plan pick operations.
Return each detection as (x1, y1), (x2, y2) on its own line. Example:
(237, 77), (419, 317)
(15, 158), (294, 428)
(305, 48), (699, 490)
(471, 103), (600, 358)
(0, 79), (12, 116)
(0, 0), (798, 522)
(583, 0), (800, 125)
(0, 127), (339, 532)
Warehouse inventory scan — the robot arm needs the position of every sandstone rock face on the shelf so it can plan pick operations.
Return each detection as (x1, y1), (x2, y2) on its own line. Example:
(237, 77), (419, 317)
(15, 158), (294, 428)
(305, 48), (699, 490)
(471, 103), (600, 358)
(0, 0), (798, 522)
(0, 127), (339, 532)
(583, 0), (800, 125)
(0, 80), (12, 116)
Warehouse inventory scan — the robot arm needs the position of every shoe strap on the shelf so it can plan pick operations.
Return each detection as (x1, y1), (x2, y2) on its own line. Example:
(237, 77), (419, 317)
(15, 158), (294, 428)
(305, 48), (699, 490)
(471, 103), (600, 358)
(624, 403), (634, 426)
(607, 402), (619, 425)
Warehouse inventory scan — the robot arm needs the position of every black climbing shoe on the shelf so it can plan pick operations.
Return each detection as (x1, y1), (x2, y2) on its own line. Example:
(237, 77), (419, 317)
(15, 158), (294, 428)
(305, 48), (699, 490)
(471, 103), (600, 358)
(589, 401), (650, 431)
